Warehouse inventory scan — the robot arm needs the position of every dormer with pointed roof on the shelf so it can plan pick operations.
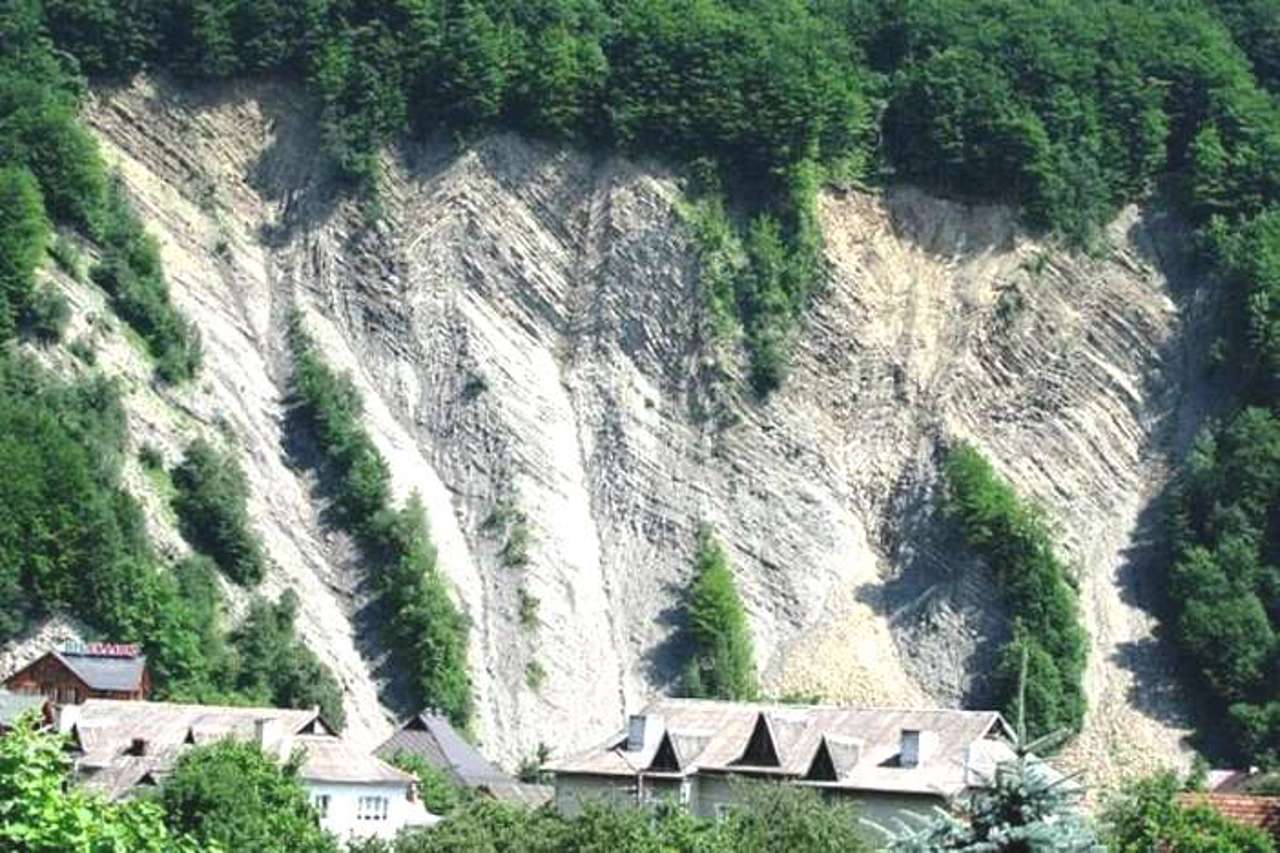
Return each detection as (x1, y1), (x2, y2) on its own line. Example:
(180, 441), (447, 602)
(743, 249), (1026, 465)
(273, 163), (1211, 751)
(804, 735), (863, 782)
(647, 731), (683, 774)
(544, 697), (1028, 821)
(732, 712), (782, 768)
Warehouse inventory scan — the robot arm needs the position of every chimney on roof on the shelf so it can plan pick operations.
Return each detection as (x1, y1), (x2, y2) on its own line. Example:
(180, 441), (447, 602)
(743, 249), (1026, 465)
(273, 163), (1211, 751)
(900, 729), (937, 768)
(129, 737), (148, 756)
(627, 715), (647, 752)
(56, 703), (80, 734)
(255, 717), (281, 749)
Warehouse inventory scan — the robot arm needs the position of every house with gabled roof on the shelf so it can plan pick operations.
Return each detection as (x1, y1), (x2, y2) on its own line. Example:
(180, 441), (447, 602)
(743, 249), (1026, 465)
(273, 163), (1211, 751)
(543, 698), (1021, 824)
(59, 699), (438, 840)
(1176, 792), (1280, 842)
(377, 709), (552, 807)
(4, 643), (151, 704)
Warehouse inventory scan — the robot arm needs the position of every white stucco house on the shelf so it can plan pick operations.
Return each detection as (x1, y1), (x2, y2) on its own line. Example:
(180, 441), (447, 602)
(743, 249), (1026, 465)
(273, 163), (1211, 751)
(296, 734), (439, 840)
(543, 698), (1021, 826)
(58, 699), (438, 841)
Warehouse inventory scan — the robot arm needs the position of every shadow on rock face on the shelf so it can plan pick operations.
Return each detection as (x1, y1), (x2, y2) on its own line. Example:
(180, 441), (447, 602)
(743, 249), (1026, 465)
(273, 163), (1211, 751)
(641, 581), (699, 695)
(858, 465), (1011, 712)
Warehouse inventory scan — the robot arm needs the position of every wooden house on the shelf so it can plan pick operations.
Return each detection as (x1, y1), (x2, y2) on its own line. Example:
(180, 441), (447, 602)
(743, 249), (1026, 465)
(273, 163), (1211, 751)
(4, 643), (151, 704)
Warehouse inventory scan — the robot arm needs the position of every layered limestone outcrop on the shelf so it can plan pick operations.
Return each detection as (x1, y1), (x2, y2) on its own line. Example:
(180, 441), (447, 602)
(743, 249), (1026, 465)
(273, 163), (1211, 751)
(38, 76), (1211, 785)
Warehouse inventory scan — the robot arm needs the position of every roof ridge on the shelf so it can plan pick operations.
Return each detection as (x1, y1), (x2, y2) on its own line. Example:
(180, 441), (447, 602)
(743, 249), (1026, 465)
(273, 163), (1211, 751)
(82, 698), (317, 717)
(644, 698), (1000, 715)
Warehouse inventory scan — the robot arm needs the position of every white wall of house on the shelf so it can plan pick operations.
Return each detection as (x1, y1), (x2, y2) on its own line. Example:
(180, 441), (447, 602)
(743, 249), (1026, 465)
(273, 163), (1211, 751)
(306, 780), (425, 841)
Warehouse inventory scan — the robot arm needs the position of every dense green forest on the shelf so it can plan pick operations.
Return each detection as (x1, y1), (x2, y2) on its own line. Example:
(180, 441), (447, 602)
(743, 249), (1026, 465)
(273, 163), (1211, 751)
(2, 0), (1280, 765)
(0, 354), (345, 723)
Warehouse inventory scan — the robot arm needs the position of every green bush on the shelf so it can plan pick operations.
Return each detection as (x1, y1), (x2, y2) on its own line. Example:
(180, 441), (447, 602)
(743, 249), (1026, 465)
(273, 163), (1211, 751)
(525, 659), (546, 690)
(21, 285), (69, 343)
(227, 590), (347, 730)
(1101, 771), (1276, 853)
(159, 739), (338, 853)
(171, 437), (266, 585)
(374, 498), (474, 727)
(0, 165), (49, 341)
(1168, 408), (1280, 765)
(67, 335), (95, 364)
(288, 316), (391, 533)
(682, 526), (759, 701)
(0, 717), (200, 853)
(518, 587), (539, 629)
(388, 750), (468, 815)
(942, 444), (1088, 740)
(90, 178), (202, 383)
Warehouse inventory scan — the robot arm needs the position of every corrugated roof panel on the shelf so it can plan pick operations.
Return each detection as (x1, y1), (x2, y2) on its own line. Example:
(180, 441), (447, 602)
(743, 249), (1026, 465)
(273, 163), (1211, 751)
(545, 698), (1012, 797)
(55, 651), (146, 692)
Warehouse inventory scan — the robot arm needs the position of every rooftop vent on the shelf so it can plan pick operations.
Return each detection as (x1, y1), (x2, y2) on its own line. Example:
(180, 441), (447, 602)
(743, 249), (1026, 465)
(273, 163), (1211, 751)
(128, 737), (148, 756)
(255, 717), (281, 748)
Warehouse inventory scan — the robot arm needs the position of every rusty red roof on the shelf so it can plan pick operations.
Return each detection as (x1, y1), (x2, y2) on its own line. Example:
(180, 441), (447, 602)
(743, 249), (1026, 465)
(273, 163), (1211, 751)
(1178, 793), (1280, 839)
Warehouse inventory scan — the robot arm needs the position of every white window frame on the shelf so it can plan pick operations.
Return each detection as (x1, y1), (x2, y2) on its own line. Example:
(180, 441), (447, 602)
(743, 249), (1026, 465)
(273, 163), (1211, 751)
(357, 795), (389, 821)
(312, 794), (330, 818)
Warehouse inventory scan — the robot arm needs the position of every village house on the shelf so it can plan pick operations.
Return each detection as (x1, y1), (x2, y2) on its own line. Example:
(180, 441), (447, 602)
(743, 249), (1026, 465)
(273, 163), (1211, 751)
(1177, 792), (1280, 843)
(4, 643), (151, 704)
(543, 698), (1021, 824)
(377, 709), (552, 807)
(0, 689), (52, 732)
(59, 699), (438, 841)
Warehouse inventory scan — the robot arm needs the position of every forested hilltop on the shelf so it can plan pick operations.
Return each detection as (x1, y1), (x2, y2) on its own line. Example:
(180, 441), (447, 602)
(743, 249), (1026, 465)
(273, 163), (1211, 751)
(1, 0), (1278, 769)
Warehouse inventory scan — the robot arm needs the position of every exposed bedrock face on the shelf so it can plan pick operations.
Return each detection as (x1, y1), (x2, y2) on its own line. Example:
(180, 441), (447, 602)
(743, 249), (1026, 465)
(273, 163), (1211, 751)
(66, 76), (1214, 785)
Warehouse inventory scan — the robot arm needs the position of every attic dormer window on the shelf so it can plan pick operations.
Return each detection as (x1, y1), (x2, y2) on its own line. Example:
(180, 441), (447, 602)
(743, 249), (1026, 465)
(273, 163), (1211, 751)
(804, 738), (838, 782)
(733, 713), (781, 768)
(647, 732), (681, 773)
(899, 729), (937, 768)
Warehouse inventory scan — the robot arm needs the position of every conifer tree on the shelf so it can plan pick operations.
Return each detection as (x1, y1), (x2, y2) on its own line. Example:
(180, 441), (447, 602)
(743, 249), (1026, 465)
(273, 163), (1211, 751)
(683, 526), (758, 701)
(875, 651), (1104, 852)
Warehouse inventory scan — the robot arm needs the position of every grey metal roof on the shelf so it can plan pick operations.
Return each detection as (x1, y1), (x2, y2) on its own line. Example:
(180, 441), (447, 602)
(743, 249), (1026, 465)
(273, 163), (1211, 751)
(69, 699), (395, 798)
(481, 781), (555, 808)
(295, 735), (416, 785)
(0, 690), (46, 727)
(54, 651), (146, 692)
(376, 711), (510, 787)
(545, 698), (1018, 798)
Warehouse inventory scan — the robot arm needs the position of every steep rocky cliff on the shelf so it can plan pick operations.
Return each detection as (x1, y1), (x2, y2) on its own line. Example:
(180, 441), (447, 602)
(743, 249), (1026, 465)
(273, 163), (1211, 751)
(27, 76), (1214, 786)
